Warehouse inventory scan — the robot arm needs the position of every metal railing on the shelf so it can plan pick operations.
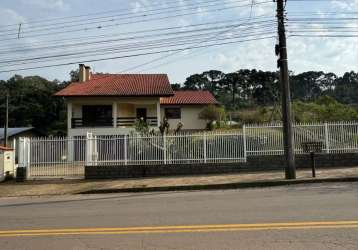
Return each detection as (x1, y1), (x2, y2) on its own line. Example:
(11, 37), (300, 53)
(87, 132), (245, 166)
(71, 117), (113, 128)
(117, 117), (158, 127)
(245, 121), (358, 155)
(71, 117), (158, 128)
(19, 137), (86, 179)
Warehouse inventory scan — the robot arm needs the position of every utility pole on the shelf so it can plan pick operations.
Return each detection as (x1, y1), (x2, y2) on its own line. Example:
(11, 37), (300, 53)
(276, 0), (296, 179)
(3, 92), (9, 147)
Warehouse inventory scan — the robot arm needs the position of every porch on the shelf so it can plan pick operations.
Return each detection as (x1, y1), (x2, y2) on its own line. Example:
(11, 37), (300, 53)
(67, 97), (161, 135)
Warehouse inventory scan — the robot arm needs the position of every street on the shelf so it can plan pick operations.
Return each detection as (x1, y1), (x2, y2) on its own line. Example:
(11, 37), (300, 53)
(0, 182), (358, 249)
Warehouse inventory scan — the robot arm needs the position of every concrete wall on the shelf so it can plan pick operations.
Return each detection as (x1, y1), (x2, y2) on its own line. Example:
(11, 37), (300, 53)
(85, 153), (358, 179)
(160, 105), (207, 130)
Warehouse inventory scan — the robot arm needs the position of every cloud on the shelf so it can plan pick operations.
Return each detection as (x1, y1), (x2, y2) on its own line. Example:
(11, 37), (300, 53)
(0, 8), (26, 25)
(21, 0), (69, 11)
(331, 0), (358, 10)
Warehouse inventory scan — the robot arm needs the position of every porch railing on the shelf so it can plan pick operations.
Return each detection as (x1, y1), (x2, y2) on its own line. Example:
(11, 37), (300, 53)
(117, 117), (158, 127)
(71, 117), (158, 128)
(72, 118), (113, 128)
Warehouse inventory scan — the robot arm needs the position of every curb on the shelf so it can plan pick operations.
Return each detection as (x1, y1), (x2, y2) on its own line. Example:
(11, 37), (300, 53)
(78, 176), (358, 194)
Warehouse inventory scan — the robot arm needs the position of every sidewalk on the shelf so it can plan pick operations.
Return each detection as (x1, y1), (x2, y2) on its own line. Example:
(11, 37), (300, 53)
(1, 167), (358, 198)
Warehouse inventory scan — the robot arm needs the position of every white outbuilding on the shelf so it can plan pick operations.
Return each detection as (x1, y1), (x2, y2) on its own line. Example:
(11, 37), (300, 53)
(0, 146), (15, 182)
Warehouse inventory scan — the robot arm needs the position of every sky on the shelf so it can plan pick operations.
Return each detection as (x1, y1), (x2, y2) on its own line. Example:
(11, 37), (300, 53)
(0, 0), (357, 84)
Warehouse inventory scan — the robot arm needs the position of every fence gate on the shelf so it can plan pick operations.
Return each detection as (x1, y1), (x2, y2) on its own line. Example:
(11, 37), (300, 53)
(19, 137), (85, 179)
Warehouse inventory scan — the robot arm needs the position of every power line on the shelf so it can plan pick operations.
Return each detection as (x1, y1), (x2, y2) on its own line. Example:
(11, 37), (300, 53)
(123, 0), (259, 73)
(0, 22), (276, 64)
(0, 17), (275, 55)
(0, 0), (250, 29)
(0, 15), (273, 52)
(0, 35), (275, 73)
(1, 29), (276, 67)
(0, 1), (272, 41)
(0, 0), (254, 34)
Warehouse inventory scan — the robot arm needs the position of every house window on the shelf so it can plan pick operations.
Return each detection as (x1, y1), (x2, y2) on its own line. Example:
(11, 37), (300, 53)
(165, 107), (181, 119)
(82, 105), (112, 127)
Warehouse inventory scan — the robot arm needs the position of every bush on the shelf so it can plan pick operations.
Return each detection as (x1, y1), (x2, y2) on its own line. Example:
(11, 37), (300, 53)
(199, 105), (227, 130)
(134, 118), (149, 135)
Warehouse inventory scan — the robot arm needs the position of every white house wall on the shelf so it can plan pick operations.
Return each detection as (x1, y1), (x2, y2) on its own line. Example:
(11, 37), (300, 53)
(67, 97), (160, 136)
(66, 98), (208, 135)
(69, 97), (160, 119)
(160, 105), (208, 130)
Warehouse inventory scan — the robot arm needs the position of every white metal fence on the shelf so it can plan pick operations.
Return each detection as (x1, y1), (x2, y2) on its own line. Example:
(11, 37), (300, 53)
(245, 121), (358, 155)
(17, 121), (358, 179)
(19, 137), (86, 179)
(86, 132), (246, 166)
(19, 132), (245, 179)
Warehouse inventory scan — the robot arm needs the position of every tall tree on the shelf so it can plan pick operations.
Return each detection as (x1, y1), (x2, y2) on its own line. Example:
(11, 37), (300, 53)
(291, 71), (337, 101)
(334, 71), (358, 104)
(0, 75), (66, 135)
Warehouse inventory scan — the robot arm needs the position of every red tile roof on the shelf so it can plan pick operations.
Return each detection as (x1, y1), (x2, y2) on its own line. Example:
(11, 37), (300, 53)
(160, 91), (218, 105)
(55, 74), (174, 97)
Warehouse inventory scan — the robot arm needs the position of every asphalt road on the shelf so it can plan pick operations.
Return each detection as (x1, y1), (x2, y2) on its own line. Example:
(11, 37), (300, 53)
(0, 182), (358, 249)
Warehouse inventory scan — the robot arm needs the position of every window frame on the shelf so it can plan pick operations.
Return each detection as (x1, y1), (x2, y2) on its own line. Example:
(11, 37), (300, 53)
(165, 107), (181, 119)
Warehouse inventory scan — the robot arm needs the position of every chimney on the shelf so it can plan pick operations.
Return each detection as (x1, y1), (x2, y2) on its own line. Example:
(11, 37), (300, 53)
(85, 66), (91, 81)
(79, 64), (86, 82)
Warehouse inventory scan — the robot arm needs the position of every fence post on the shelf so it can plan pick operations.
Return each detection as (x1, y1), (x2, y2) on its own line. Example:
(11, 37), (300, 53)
(163, 134), (167, 165)
(67, 136), (74, 162)
(18, 138), (24, 168)
(324, 122), (330, 154)
(12, 138), (16, 174)
(124, 135), (128, 165)
(203, 133), (207, 163)
(26, 138), (31, 179)
(243, 124), (247, 161)
(85, 132), (93, 166)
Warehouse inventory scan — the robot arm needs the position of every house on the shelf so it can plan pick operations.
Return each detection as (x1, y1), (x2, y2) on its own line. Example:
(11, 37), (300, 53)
(55, 64), (218, 137)
(1, 127), (42, 163)
(0, 127), (41, 146)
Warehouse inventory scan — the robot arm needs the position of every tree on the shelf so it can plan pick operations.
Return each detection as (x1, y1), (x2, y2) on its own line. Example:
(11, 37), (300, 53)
(291, 71), (338, 101)
(171, 83), (181, 90)
(334, 71), (358, 104)
(183, 74), (207, 90)
(220, 72), (240, 108)
(183, 70), (225, 97)
(0, 75), (66, 135)
(201, 70), (225, 96)
(69, 69), (79, 82)
(252, 71), (279, 106)
(199, 105), (226, 130)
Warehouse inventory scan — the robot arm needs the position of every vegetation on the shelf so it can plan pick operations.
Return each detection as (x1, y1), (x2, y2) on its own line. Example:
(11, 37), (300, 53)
(182, 70), (358, 109)
(1, 69), (358, 135)
(0, 75), (68, 135)
(199, 105), (227, 130)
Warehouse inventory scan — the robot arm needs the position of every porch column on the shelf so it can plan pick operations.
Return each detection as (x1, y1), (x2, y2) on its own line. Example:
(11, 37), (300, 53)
(113, 102), (117, 128)
(156, 101), (161, 127)
(67, 102), (72, 130)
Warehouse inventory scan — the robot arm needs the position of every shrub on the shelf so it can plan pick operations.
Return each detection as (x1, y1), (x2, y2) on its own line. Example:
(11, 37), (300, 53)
(199, 105), (226, 130)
